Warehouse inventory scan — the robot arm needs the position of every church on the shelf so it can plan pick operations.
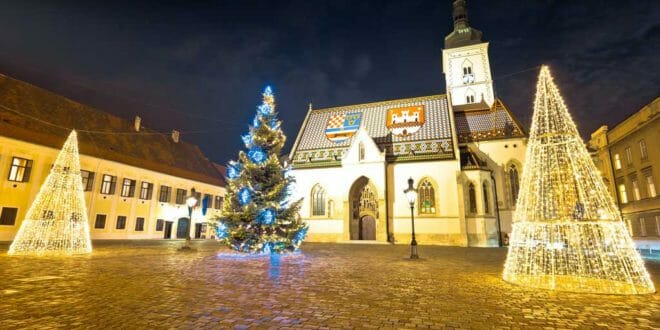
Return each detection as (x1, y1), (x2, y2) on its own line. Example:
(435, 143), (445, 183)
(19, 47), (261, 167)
(289, 0), (527, 247)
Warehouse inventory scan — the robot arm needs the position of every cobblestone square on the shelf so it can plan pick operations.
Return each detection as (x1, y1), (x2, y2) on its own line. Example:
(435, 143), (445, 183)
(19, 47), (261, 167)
(0, 240), (658, 329)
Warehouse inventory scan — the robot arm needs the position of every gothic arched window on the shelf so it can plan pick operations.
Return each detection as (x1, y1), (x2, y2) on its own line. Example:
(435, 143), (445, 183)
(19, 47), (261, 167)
(482, 181), (490, 214)
(465, 88), (475, 104)
(468, 183), (477, 214)
(418, 179), (436, 214)
(311, 184), (326, 216)
(509, 164), (520, 206)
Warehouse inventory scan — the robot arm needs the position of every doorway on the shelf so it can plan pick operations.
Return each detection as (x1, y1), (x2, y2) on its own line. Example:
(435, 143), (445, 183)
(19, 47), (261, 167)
(360, 216), (376, 240)
(164, 221), (173, 239)
(176, 217), (189, 239)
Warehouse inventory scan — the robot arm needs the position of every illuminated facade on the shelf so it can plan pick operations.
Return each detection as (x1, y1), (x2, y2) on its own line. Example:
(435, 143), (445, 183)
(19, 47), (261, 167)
(588, 98), (659, 242)
(0, 74), (225, 242)
(289, 0), (527, 246)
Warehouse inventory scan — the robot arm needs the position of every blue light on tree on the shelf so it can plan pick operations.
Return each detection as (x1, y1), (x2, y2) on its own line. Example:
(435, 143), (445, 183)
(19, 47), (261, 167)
(227, 163), (242, 179)
(262, 242), (273, 254)
(257, 208), (275, 225)
(293, 227), (308, 244)
(264, 86), (273, 96)
(269, 118), (279, 129)
(248, 147), (267, 164)
(241, 133), (253, 148)
(216, 222), (229, 239)
(258, 104), (272, 116)
(253, 115), (261, 128)
(238, 187), (252, 206)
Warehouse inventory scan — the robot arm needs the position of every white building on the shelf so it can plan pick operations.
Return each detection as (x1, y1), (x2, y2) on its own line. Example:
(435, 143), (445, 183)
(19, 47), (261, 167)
(289, 0), (527, 247)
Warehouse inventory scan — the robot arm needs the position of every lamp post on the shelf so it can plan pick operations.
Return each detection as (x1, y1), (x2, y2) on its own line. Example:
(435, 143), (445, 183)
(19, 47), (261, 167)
(404, 177), (419, 259)
(183, 188), (198, 249)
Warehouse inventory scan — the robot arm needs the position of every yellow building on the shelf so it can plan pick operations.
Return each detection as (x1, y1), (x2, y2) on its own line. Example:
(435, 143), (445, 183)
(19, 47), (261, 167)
(589, 97), (659, 242)
(0, 73), (226, 241)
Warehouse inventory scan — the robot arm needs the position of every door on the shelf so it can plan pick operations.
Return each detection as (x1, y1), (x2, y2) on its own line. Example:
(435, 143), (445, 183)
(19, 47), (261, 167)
(176, 218), (189, 239)
(164, 221), (173, 239)
(360, 216), (376, 240)
(195, 223), (203, 239)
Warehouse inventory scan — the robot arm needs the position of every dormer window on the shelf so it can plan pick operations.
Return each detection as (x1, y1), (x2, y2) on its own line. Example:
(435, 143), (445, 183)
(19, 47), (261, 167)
(465, 89), (476, 104)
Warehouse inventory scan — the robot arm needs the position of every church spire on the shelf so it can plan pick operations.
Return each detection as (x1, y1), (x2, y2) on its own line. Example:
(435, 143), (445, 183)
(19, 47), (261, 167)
(444, 0), (483, 49)
(452, 0), (469, 29)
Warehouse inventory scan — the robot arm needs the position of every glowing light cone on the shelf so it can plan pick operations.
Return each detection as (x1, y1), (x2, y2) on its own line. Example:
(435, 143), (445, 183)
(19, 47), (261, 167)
(8, 130), (92, 256)
(502, 66), (654, 294)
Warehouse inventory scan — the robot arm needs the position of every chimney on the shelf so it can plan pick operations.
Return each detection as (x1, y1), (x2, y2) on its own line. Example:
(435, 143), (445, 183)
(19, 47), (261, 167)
(171, 130), (180, 143)
(134, 116), (141, 132)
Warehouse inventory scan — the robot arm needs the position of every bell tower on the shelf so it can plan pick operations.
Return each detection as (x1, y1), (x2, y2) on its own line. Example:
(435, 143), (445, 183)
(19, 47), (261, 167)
(442, 0), (494, 108)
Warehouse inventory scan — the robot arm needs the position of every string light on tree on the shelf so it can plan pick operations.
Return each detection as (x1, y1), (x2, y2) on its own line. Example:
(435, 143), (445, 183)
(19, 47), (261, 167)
(502, 66), (654, 294)
(211, 86), (308, 254)
(8, 130), (92, 256)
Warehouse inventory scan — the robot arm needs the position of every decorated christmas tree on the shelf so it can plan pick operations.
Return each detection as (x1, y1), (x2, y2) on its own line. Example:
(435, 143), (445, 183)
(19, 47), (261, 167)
(9, 130), (92, 256)
(502, 66), (654, 294)
(212, 86), (307, 254)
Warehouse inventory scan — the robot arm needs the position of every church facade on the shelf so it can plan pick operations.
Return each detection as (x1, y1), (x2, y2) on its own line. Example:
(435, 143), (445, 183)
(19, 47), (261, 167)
(289, 0), (527, 247)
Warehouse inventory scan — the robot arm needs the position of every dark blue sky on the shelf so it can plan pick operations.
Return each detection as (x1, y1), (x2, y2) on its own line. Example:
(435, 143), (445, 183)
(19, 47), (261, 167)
(0, 0), (658, 164)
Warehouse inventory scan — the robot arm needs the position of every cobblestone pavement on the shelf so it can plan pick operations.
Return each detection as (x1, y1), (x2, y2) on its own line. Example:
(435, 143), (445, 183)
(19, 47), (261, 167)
(0, 240), (658, 329)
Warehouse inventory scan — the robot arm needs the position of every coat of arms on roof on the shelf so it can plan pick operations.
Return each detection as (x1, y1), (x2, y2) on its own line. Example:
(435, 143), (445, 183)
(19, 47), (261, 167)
(325, 112), (362, 143)
(386, 105), (425, 136)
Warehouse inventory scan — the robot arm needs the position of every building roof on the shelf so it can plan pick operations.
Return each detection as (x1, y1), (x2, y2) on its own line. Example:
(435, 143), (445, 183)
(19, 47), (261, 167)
(290, 94), (456, 168)
(0, 73), (225, 187)
(444, 0), (484, 49)
(453, 98), (526, 143)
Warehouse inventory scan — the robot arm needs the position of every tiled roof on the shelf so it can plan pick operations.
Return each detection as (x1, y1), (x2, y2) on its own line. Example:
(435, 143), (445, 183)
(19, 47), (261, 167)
(0, 74), (225, 187)
(290, 95), (455, 168)
(453, 98), (526, 143)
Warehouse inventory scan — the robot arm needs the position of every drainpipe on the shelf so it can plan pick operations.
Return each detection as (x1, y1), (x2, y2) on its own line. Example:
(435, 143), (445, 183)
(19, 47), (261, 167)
(491, 172), (503, 247)
(384, 163), (392, 243)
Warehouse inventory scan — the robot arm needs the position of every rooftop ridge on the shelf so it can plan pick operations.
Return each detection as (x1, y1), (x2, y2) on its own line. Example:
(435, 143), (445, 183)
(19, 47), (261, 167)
(312, 94), (447, 114)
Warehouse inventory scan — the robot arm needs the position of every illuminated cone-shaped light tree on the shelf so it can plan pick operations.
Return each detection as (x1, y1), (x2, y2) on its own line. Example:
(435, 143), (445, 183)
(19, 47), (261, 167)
(503, 66), (654, 294)
(9, 130), (92, 256)
(211, 86), (307, 254)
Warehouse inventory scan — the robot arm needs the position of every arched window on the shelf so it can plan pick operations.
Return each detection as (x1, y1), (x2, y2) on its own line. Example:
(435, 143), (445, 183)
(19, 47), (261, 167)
(359, 142), (365, 161)
(465, 89), (475, 104)
(418, 179), (436, 214)
(482, 181), (490, 214)
(468, 183), (477, 214)
(509, 164), (520, 206)
(311, 185), (326, 216)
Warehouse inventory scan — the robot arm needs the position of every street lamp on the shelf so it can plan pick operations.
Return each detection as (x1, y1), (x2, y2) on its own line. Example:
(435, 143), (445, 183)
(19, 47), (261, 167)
(404, 177), (419, 259)
(183, 188), (198, 250)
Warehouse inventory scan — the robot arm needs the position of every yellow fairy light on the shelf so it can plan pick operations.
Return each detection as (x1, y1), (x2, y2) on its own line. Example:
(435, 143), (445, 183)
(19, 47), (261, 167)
(8, 130), (92, 256)
(502, 66), (654, 294)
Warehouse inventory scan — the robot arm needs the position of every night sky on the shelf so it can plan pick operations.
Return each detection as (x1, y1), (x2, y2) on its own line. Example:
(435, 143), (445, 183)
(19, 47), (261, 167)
(0, 0), (658, 164)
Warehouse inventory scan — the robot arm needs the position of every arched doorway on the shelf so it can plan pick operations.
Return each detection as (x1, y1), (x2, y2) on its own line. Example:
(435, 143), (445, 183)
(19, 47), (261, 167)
(349, 176), (378, 240)
(176, 217), (189, 239)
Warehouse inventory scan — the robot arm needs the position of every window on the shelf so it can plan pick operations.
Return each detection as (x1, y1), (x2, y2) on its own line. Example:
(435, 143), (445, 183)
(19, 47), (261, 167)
(0, 207), (18, 225)
(468, 183), (477, 214)
(418, 179), (436, 214)
(463, 66), (472, 75)
(135, 217), (145, 231)
(100, 174), (117, 194)
(204, 194), (212, 209)
(311, 184), (326, 216)
(116, 216), (127, 229)
(466, 94), (475, 103)
(359, 142), (365, 161)
(625, 147), (633, 165)
(8, 157), (32, 182)
(640, 218), (647, 236)
(618, 183), (628, 204)
(94, 214), (106, 229)
(159, 185), (172, 203)
(156, 219), (164, 231)
(509, 164), (520, 206)
(139, 182), (153, 200)
(175, 189), (187, 204)
(647, 175), (656, 198)
(639, 139), (648, 160)
(632, 179), (641, 201)
(121, 179), (136, 197)
(614, 154), (621, 170)
(215, 195), (224, 210)
(81, 170), (95, 191)
(483, 182), (490, 214)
